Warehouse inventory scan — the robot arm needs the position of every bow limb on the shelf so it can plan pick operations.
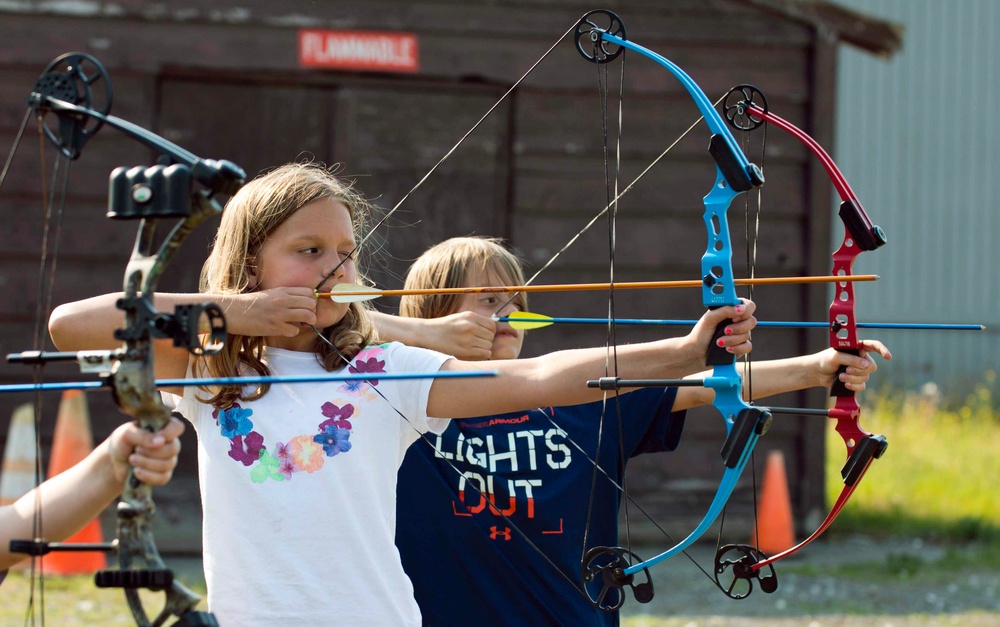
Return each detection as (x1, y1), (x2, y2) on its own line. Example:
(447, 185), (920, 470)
(712, 86), (889, 599)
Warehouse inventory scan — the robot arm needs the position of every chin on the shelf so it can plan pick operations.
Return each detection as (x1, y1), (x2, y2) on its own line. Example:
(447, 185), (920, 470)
(491, 343), (523, 361)
(316, 305), (349, 328)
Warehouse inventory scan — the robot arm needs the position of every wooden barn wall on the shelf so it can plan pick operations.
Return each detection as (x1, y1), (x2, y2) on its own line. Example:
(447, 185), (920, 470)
(0, 0), (836, 550)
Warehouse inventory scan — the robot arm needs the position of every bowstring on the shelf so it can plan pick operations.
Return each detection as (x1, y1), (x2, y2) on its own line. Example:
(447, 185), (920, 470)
(21, 110), (72, 627)
(580, 38), (622, 572)
(312, 19), (585, 294)
(304, 20), (735, 592)
(308, 328), (592, 597)
(488, 95), (739, 587)
(715, 110), (768, 556)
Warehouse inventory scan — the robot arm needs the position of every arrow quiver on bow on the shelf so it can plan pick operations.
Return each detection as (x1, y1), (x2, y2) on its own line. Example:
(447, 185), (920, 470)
(8, 52), (244, 626)
(571, 11), (773, 611)
(712, 84), (890, 600)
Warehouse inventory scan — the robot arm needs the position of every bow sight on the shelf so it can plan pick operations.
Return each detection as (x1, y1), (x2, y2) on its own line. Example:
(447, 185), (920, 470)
(8, 52), (245, 626)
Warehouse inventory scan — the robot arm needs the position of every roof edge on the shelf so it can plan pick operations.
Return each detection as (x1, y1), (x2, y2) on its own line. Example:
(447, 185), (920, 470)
(738, 0), (904, 57)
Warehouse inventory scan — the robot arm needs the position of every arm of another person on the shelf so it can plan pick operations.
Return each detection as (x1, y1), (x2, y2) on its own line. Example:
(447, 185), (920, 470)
(671, 339), (892, 412)
(0, 417), (183, 570)
(428, 302), (755, 418)
(371, 310), (497, 360)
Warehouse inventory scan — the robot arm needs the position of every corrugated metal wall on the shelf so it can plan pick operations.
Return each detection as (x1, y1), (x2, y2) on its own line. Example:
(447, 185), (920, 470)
(833, 0), (998, 397)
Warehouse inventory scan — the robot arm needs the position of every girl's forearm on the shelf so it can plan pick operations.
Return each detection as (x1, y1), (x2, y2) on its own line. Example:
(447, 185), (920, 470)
(0, 442), (120, 569)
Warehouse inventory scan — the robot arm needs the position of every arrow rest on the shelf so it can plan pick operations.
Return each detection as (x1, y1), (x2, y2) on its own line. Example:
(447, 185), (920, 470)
(714, 543), (778, 599)
(581, 546), (654, 611)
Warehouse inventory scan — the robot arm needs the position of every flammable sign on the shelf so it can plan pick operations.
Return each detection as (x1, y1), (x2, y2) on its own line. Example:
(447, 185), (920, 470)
(299, 29), (419, 73)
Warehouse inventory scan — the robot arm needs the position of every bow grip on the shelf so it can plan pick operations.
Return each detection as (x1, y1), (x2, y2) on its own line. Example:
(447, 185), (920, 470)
(706, 306), (734, 366)
(829, 348), (860, 397)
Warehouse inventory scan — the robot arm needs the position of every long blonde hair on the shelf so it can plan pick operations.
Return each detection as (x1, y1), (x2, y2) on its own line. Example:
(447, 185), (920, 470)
(399, 236), (527, 319)
(199, 163), (376, 408)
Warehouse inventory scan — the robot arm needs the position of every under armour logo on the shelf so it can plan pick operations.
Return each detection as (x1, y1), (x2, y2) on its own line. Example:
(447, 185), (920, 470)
(489, 526), (512, 541)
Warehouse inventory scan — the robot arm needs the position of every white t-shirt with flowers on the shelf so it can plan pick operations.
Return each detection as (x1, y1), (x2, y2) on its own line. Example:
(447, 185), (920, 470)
(169, 342), (449, 626)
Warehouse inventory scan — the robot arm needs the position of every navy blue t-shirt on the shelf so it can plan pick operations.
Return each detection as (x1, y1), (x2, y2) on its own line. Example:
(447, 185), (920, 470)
(396, 387), (684, 626)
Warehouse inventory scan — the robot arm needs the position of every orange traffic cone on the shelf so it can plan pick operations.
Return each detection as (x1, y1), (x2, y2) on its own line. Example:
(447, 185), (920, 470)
(750, 450), (795, 556)
(42, 390), (107, 574)
(1, 404), (38, 570)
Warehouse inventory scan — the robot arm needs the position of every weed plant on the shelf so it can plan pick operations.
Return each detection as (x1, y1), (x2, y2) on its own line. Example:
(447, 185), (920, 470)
(826, 370), (999, 543)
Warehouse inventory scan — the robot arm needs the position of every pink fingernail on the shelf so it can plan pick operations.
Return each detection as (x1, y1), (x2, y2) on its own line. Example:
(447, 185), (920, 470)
(736, 305), (745, 313)
(717, 338), (726, 347)
(725, 327), (732, 336)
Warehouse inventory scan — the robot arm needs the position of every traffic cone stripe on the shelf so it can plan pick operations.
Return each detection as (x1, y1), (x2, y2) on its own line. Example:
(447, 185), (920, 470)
(0, 404), (37, 506)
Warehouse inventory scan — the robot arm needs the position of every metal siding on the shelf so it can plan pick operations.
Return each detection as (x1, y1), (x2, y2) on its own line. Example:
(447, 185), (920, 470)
(833, 0), (998, 394)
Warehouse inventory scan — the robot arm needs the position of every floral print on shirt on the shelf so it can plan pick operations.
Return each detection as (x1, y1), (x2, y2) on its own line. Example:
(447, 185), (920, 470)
(213, 345), (387, 483)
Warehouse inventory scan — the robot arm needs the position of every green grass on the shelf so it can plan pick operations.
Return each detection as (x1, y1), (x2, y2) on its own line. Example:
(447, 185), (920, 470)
(825, 369), (999, 542)
(5, 375), (997, 624)
(0, 565), (208, 625)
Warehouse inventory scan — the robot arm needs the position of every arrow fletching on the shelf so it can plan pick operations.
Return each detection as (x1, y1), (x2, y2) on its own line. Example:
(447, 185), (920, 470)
(504, 311), (557, 330)
(322, 283), (383, 303)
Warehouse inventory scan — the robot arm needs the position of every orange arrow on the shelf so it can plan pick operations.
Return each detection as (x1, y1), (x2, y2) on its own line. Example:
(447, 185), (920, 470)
(318, 274), (879, 302)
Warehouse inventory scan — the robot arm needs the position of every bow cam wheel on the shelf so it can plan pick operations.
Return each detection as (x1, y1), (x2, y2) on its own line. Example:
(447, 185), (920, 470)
(575, 10), (626, 63)
(722, 84), (768, 132)
(714, 543), (778, 599)
(30, 52), (113, 159)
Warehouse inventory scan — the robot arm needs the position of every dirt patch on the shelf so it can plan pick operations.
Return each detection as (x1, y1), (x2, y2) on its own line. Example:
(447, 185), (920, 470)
(617, 536), (1000, 626)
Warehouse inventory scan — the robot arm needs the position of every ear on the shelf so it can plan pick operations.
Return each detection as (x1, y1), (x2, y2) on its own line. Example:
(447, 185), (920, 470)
(246, 258), (259, 289)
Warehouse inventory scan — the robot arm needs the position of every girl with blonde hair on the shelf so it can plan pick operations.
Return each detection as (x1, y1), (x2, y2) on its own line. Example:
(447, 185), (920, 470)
(49, 163), (759, 625)
(390, 236), (890, 626)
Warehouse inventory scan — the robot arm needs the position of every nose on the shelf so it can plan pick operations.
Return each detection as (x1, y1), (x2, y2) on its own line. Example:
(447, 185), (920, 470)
(326, 258), (348, 280)
(318, 260), (347, 291)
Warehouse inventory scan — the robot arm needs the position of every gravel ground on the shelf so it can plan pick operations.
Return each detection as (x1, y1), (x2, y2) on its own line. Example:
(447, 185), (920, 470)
(617, 536), (1000, 626)
(164, 535), (998, 626)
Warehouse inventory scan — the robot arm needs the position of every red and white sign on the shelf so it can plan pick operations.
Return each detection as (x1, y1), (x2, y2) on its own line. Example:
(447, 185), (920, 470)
(299, 29), (419, 73)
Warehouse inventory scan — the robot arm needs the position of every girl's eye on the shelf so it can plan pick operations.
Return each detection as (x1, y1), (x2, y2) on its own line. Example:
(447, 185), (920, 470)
(299, 247), (320, 255)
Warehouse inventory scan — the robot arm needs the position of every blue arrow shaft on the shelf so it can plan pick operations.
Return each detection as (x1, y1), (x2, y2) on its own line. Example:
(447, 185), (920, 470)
(498, 316), (982, 330)
(0, 370), (497, 394)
